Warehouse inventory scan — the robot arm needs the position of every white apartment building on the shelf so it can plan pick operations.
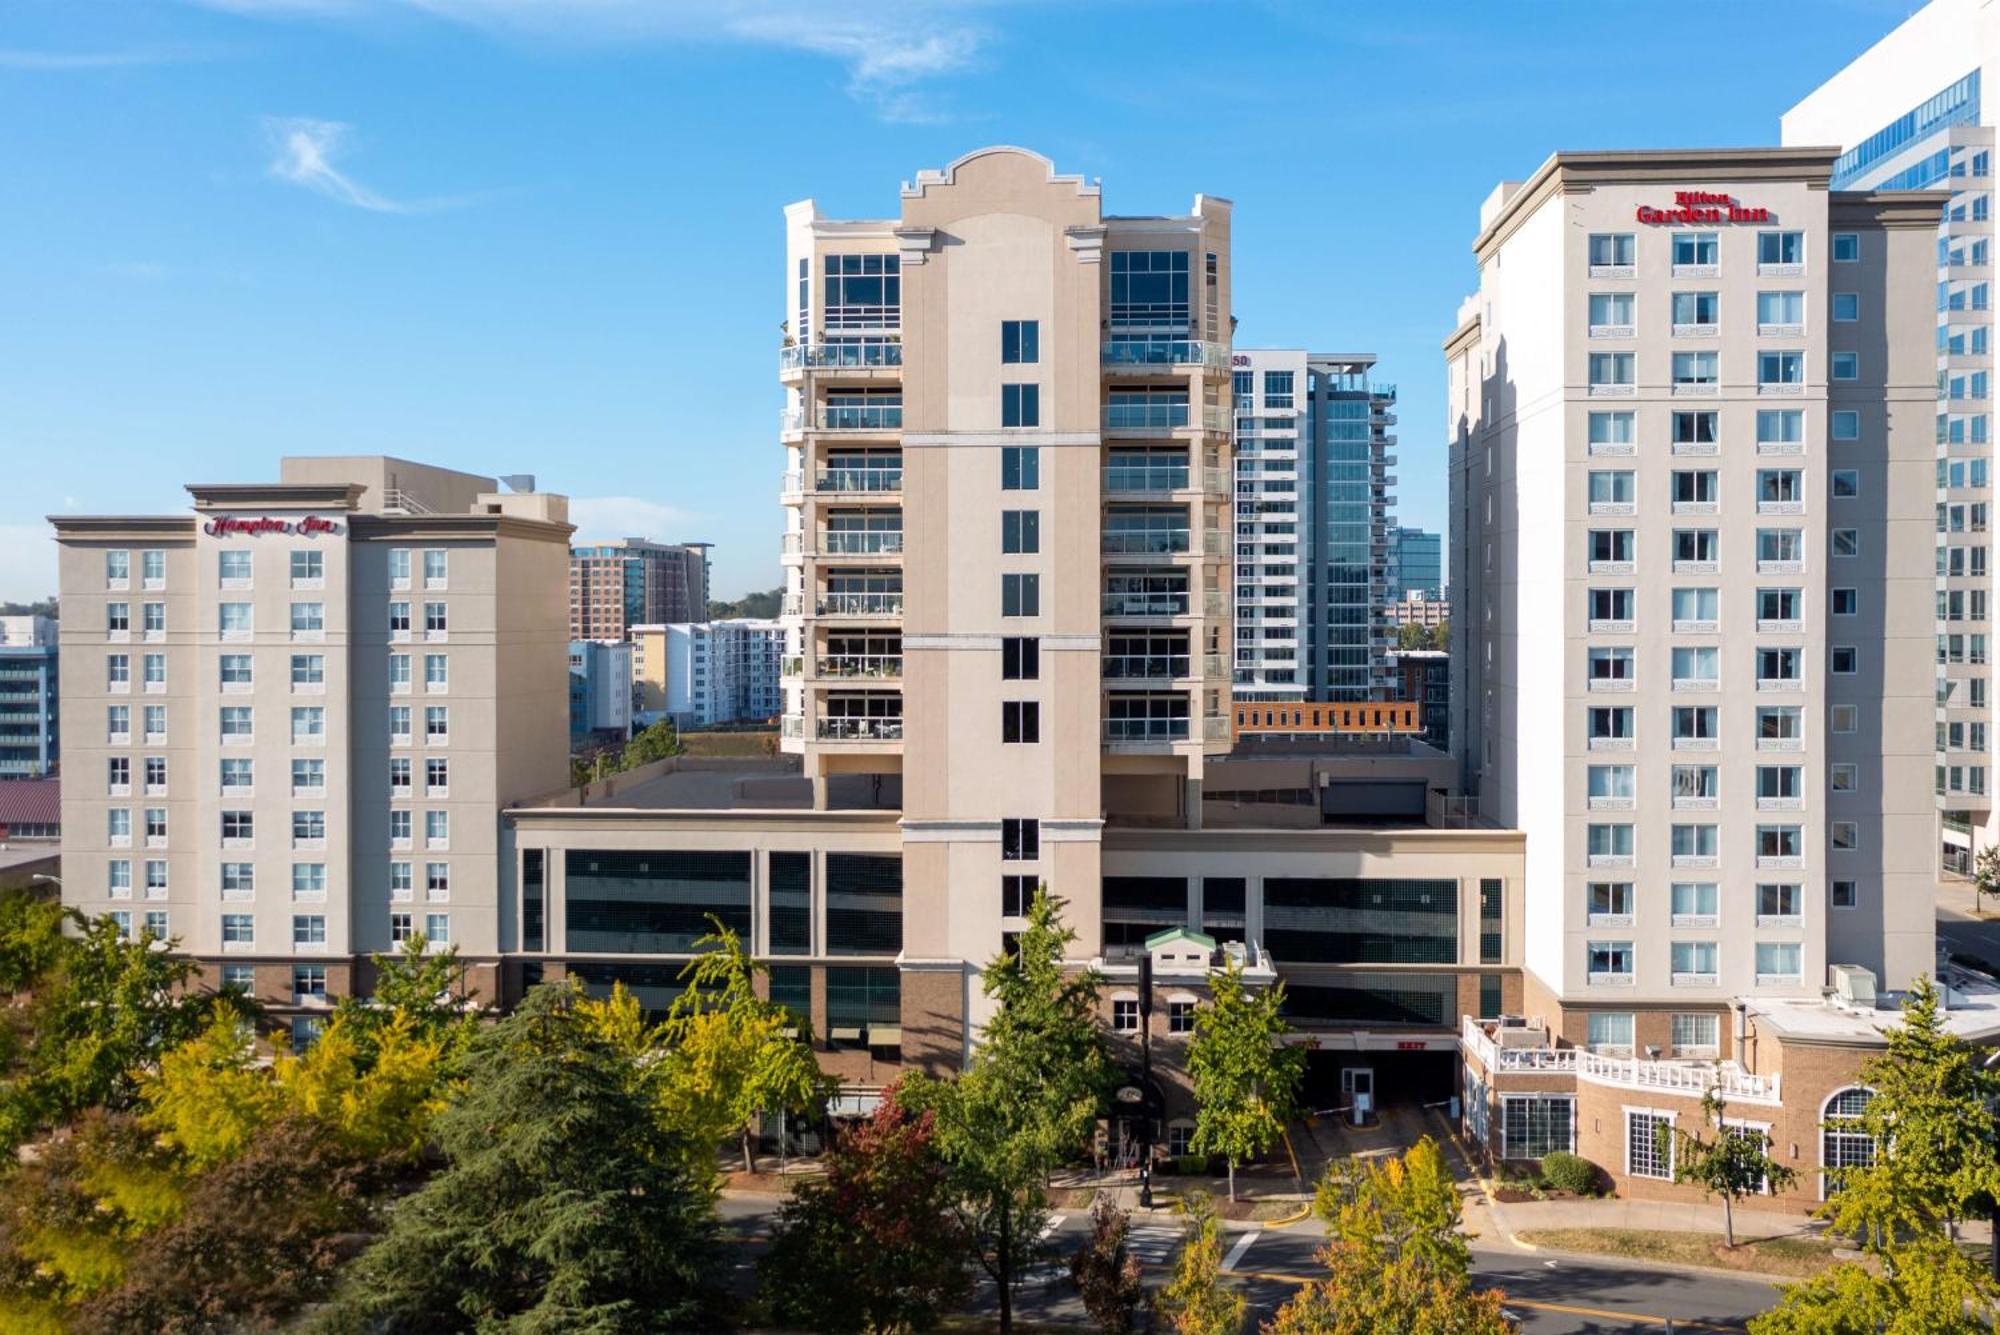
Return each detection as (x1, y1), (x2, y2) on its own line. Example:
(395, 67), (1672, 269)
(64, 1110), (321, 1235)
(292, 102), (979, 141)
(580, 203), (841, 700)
(53, 457), (572, 1033)
(631, 618), (785, 728)
(1783, 0), (2000, 876)
(1232, 351), (1398, 702)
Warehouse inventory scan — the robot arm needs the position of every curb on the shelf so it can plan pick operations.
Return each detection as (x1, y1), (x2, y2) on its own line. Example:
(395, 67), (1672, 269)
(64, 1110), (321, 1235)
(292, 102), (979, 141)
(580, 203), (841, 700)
(1262, 1202), (1313, 1229)
(1493, 1240), (1797, 1289)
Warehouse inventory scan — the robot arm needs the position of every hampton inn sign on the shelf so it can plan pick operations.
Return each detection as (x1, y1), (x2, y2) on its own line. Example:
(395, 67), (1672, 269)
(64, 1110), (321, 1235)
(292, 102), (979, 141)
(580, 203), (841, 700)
(1635, 191), (1773, 225)
(202, 515), (344, 538)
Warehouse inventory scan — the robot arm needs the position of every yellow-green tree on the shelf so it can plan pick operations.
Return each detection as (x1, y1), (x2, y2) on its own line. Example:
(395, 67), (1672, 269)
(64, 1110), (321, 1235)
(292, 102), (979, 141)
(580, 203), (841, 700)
(1152, 1194), (1243, 1335)
(141, 1002), (282, 1170)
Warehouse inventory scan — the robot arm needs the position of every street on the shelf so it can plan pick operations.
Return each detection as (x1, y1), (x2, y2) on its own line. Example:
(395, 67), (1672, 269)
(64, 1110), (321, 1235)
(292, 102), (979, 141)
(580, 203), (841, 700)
(717, 1193), (1780, 1332)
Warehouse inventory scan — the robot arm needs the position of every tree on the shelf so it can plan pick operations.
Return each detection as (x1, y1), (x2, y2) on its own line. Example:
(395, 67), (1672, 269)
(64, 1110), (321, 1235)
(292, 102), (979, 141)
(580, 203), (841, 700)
(708, 586), (782, 620)
(1152, 1194), (1243, 1335)
(897, 887), (1109, 1334)
(622, 717), (685, 771)
(1672, 1089), (1797, 1248)
(1819, 975), (2000, 1248)
(142, 1003), (283, 1171)
(1186, 960), (1305, 1200)
(759, 1091), (972, 1333)
(1751, 1235), (1998, 1335)
(660, 919), (831, 1174)
(1975, 843), (2000, 917)
(1069, 1194), (1144, 1335)
(308, 980), (721, 1333)
(1275, 1138), (1510, 1335)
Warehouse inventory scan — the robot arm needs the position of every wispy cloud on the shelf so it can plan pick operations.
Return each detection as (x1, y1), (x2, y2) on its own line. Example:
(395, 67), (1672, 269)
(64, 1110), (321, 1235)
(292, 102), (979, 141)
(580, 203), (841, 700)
(192, 0), (996, 120)
(0, 45), (220, 71)
(263, 116), (479, 213)
(568, 495), (703, 542)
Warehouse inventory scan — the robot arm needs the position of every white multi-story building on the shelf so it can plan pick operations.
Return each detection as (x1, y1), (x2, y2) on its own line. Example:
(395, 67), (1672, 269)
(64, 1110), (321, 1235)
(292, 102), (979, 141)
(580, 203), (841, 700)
(1232, 351), (1398, 702)
(52, 457), (572, 1036)
(631, 618), (785, 729)
(1783, 0), (1999, 876)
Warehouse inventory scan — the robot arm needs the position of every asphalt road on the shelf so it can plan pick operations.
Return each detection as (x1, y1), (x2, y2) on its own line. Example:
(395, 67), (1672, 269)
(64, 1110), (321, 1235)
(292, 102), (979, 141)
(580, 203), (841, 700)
(718, 1194), (1781, 1332)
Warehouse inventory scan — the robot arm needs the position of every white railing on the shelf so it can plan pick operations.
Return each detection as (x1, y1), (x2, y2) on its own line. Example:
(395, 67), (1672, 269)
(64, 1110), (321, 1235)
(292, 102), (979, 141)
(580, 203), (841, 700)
(380, 488), (436, 517)
(818, 592), (903, 617)
(820, 530), (904, 555)
(816, 467), (903, 494)
(781, 343), (903, 372)
(817, 716), (903, 741)
(1459, 1017), (1781, 1103)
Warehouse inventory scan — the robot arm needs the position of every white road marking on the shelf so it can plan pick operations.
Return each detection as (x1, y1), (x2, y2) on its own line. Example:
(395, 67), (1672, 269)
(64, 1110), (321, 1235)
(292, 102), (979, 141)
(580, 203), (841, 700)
(1127, 1225), (1183, 1264)
(1038, 1215), (1067, 1240)
(1221, 1231), (1258, 1272)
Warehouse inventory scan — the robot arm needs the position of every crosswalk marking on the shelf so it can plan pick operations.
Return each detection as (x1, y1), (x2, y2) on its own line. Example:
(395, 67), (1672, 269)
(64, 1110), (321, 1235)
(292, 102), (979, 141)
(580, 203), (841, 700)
(1221, 1231), (1257, 1272)
(1126, 1224), (1182, 1265)
(1038, 1215), (1067, 1240)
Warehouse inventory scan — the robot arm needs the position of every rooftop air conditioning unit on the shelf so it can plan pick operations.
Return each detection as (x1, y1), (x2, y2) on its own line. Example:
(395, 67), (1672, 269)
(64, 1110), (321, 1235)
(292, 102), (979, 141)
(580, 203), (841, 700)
(1830, 964), (1877, 1010)
(1497, 1014), (1527, 1028)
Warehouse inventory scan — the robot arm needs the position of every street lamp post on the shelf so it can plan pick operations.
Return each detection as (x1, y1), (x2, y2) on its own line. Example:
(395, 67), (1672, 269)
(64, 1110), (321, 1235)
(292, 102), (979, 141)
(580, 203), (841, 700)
(1137, 952), (1155, 1209)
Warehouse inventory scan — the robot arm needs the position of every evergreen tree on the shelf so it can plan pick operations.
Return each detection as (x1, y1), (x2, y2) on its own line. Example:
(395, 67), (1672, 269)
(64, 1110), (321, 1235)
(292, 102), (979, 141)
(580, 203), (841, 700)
(309, 980), (720, 1333)
(1186, 960), (1305, 1200)
(759, 1091), (971, 1333)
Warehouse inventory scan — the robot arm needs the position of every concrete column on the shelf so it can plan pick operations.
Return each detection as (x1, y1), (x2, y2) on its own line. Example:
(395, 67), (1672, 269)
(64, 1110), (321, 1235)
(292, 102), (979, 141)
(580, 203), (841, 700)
(1184, 777), (1203, 831)
(812, 772), (829, 811)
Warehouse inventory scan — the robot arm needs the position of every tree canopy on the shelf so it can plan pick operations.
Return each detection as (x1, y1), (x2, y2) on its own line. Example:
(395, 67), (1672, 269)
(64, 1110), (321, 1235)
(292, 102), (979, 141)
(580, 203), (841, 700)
(1186, 960), (1304, 1199)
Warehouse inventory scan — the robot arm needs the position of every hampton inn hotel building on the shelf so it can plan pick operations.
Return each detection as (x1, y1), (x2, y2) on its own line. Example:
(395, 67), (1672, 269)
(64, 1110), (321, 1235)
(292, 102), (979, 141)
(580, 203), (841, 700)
(50, 139), (2000, 1203)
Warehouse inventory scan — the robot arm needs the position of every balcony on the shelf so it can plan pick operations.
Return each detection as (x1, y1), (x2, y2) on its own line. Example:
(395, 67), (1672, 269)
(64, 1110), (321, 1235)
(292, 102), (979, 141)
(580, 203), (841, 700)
(819, 530), (904, 557)
(817, 716), (903, 742)
(819, 403), (903, 431)
(1101, 338), (1229, 371)
(1103, 716), (1190, 744)
(1103, 403), (1231, 435)
(1102, 654), (1192, 682)
(780, 343), (903, 374)
(817, 592), (904, 618)
(1102, 530), (1190, 557)
(815, 466), (903, 495)
(1103, 465), (1228, 496)
(816, 654), (903, 680)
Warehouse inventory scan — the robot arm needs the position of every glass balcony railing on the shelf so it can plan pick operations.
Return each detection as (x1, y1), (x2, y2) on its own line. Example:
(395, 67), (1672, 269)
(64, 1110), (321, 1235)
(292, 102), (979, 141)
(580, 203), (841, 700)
(817, 716), (903, 741)
(1105, 465), (1190, 491)
(1102, 655), (1190, 680)
(1101, 338), (1229, 370)
(781, 343), (904, 372)
(819, 404), (903, 431)
(1103, 716), (1190, 742)
(815, 467), (903, 494)
(817, 654), (903, 679)
(1104, 402), (1190, 430)
(818, 592), (904, 617)
(819, 530), (904, 556)
(1102, 591), (1189, 617)
(1101, 530), (1190, 555)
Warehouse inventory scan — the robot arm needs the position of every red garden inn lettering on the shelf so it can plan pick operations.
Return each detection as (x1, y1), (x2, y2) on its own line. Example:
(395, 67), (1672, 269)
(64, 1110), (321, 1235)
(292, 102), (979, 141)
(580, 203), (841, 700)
(1635, 190), (1772, 224)
(203, 515), (344, 537)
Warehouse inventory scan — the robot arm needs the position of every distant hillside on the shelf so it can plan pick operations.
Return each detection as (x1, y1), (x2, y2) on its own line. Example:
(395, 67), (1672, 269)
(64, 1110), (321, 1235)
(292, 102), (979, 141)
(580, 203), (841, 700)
(0, 598), (57, 619)
(707, 586), (782, 620)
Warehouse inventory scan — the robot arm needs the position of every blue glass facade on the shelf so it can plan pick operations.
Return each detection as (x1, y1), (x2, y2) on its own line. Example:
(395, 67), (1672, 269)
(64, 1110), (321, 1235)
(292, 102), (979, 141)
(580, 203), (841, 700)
(0, 644), (57, 778)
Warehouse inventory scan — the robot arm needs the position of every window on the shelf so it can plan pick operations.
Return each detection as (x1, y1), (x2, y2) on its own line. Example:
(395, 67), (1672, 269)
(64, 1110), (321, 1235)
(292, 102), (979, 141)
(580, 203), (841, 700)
(292, 914), (326, 946)
(1757, 409), (1804, 447)
(1588, 411), (1635, 448)
(1671, 470), (1716, 505)
(1832, 232), (1859, 262)
(1758, 883), (1801, 922)
(1588, 706), (1632, 741)
(1758, 231), (1804, 266)
(1001, 319), (1039, 364)
(1831, 763), (1857, 793)
(1588, 233), (1634, 267)
(1628, 1111), (1674, 1180)
(1113, 998), (1140, 1032)
(1587, 646), (1634, 682)
(424, 602), (447, 634)
(1671, 940), (1718, 981)
(426, 757), (449, 793)
(1831, 646), (1857, 675)
(389, 654), (412, 691)
(1588, 589), (1633, 623)
(423, 913), (449, 946)
(1672, 351), (1717, 386)
(1831, 351), (1858, 380)
(1588, 941), (1634, 983)
(425, 654), (448, 690)
(291, 758), (324, 793)
(221, 915), (254, 946)
(1588, 292), (1634, 329)
(1001, 445), (1039, 490)
(423, 549), (447, 587)
(1822, 1088), (1875, 1192)
(1670, 291), (1718, 326)
(1832, 588), (1858, 616)
(1588, 352), (1634, 387)
(1757, 291), (1805, 327)
(140, 550), (164, 586)
(1672, 824), (1717, 860)
(1588, 881), (1633, 922)
(291, 653), (325, 686)
(1001, 510), (1040, 554)
(1587, 764), (1634, 802)
(1832, 821), (1858, 850)
(1672, 232), (1718, 267)
(388, 602), (411, 634)
(1671, 646), (1718, 685)
(1672, 587), (1717, 624)
(292, 809), (325, 844)
(294, 965), (328, 1002)
(107, 756), (131, 793)
(426, 862), (450, 899)
(1672, 411), (1718, 445)
(1832, 469), (1859, 497)
(1756, 942), (1803, 982)
(106, 550), (130, 585)
(291, 706), (325, 743)
(1001, 383), (1040, 428)
(1673, 706), (1717, 742)
(1001, 818), (1039, 861)
(1758, 351), (1805, 386)
(290, 601), (324, 636)
(218, 603), (250, 636)
(1168, 1000), (1196, 1035)
(390, 810), (412, 845)
(1588, 529), (1633, 564)
(1001, 874), (1036, 918)
(1587, 1011), (1634, 1053)
(1108, 249), (1190, 328)
(1262, 370), (1295, 408)
(143, 704), (165, 742)
(292, 863), (326, 899)
(1002, 701), (1040, 744)
(1832, 410), (1859, 440)
(221, 810), (254, 844)
(388, 549), (411, 586)
(1671, 765), (1718, 803)
(217, 549), (250, 584)
(1588, 471), (1635, 506)
(1758, 825), (1802, 860)
(1832, 704), (1859, 733)
(1832, 880), (1858, 909)
(290, 549), (322, 583)
(1001, 573), (1039, 617)
(390, 912), (414, 944)
(390, 862), (413, 901)
(425, 705), (449, 741)
(1757, 765), (1803, 801)
(389, 706), (412, 742)
(219, 654), (252, 688)
(1674, 1012), (1720, 1055)
(1832, 292), (1859, 322)
(1758, 588), (1801, 622)
(1758, 529), (1803, 564)
(221, 863), (253, 899)
(425, 810), (450, 848)
(1001, 636), (1039, 681)
(1502, 1096), (1576, 1159)
(106, 602), (131, 636)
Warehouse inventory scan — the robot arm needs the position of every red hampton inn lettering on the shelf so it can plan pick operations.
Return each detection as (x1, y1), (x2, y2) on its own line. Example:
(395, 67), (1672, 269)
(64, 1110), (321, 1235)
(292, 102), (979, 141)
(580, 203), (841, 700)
(203, 515), (343, 537)
(1635, 190), (1772, 225)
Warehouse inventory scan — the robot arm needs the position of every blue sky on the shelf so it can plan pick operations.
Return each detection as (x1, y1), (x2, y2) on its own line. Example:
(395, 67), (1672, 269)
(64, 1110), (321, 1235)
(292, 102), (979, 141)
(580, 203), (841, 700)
(0, 0), (1919, 601)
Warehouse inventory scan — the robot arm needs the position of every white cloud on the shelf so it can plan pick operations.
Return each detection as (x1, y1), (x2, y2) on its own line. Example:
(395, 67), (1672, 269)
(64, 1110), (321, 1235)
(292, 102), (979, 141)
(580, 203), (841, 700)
(568, 495), (703, 543)
(194, 0), (995, 119)
(264, 117), (427, 213)
(0, 524), (59, 606)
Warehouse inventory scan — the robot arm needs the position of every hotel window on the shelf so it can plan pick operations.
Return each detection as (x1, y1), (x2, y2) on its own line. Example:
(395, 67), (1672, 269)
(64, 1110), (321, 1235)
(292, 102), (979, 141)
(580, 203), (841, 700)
(388, 654), (412, 692)
(137, 653), (164, 692)
(1587, 292), (1633, 330)
(1832, 233), (1859, 263)
(1262, 371), (1295, 408)
(1587, 1011), (1634, 1054)
(1587, 411), (1634, 448)
(1831, 646), (1858, 675)
(107, 756), (130, 793)
(425, 705), (449, 742)
(106, 653), (130, 689)
(1833, 529), (1859, 557)
(1832, 588), (1858, 617)
(1168, 1000), (1197, 1035)
(390, 706), (412, 743)
(144, 756), (167, 794)
(221, 863), (254, 899)
(426, 811), (450, 848)
(1756, 409), (1803, 448)
(219, 603), (251, 636)
(1001, 573), (1039, 617)
(1758, 647), (1802, 684)
(1588, 352), (1633, 387)
(1832, 469), (1860, 497)
(1628, 1111), (1675, 1180)
(1002, 701), (1040, 744)
(293, 915), (327, 947)
(1671, 529), (1718, 566)
(1671, 587), (1717, 625)
(426, 862), (450, 900)
(106, 550), (129, 586)
(290, 549), (322, 584)
(1757, 883), (1801, 923)
(1001, 818), (1040, 861)
(389, 602), (411, 634)
(108, 808), (132, 846)
(1831, 704), (1859, 734)
(1756, 942), (1802, 983)
(218, 550), (251, 584)
(1832, 821), (1858, 851)
(1001, 383), (1041, 428)
(290, 602), (324, 637)
(221, 915), (254, 947)
(1672, 232), (1718, 267)
(292, 863), (326, 899)
(1672, 824), (1717, 861)
(424, 654), (448, 690)
(141, 550), (164, 586)
(1671, 766), (1718, 803)
(1758, 351), (1804, 386)
(220, 811), (254, 844)
(1671, 351), (1717, 386)
(1757, 825), (1801, 861)
(422, 913), (449, 946)
(1112, 999), (1140, 1032)
(1758, 469), (1803, 506)
(291, 758), (324, 793)
(390, 912), (414, 944)
(1001, 873), (1035, 919)
(1587, 471), (1634, 507)
(1832, 292), (1859, 322)
(1758, 588), (1800, 623)
(1757, 231), (1805, 266)
(1001, 636), (1039, 681)
(1671, 470), (1717, 506)
(1587, 529), (1633, 564)
(139, 602), (163, 636)
(1587, 646), (1633, 683)
(389, 549), (411, 587)
(291, 706), (325, 743)
(294, 965), (328, 1002)
(423, 602), (447, 635)
(1587, 706), (1632, 741)
(423, 549), (447, 587)
(390, 862), (413, 901)
(824, 252), (901, 329)
(143, 705), (165, 742)
(1674, 1012), (1720, 1055)
(292, 809), (325, 844)
(1670, 291), (1718, 327)
(1001, 319), (1039, 364)
(1587, 764), (1634, 804)
(106, 602), (131, 637)
(1671, 646), (1718, 686)
(426, 757), (449, 793)
(1588, 233), (1634, 267)
(1673, 706), (1717, 743)
(390, 757), (412, 794)
(1587, 881), (1633, 922)
(1001, 445), (1039, 490)
(1831, 351), (1857, 380)
(1757, 529), (1803, 565)
(1828, 410), (1863, 442)
(1586, 823), (1632, 860)
(107, 860), (132, 899)
(1757, 291), (1805, 328)
(1588, 588), (1633, 623)
(1587, 941), (1634, 983)
(1502, 1096), (1576, 1160)
(219, 654), (252, 687)
(1109, 249), (1190, 329)
(1832, 880), (1858, 909)
(1002, 510), (1040, 554)
(220, 706), (253, 740)
(1757, 766), (1803, 801)
(291, 654), (325, 687)
(143, 808), (167, 846)
(1671, 940), (1718, 981)
(1672, 411), (1718, 446)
